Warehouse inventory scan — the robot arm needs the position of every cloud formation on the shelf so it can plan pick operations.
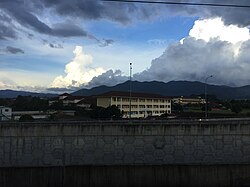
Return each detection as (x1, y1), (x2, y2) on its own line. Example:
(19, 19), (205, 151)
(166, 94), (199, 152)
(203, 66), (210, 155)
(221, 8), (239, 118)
(50, 46), (105, 88)
(87, 69), (128, 88)
(86, 18), (250, 87)
(134, 18), (250, 86)
(5, 46), (24, 54)
(2, 0), (250, 44)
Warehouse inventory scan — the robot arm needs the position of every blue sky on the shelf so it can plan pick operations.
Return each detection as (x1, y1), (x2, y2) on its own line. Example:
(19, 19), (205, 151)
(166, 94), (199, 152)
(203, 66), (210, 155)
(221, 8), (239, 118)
(1, 0), (250, 92)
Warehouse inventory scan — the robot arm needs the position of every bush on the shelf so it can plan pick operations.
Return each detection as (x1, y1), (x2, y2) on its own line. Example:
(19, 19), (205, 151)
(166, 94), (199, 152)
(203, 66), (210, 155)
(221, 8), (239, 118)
(19, 114), (34, 122)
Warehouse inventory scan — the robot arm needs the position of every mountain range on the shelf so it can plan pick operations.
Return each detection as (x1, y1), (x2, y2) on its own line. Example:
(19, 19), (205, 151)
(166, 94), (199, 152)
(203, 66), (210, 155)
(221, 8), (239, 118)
(0, 90), (57, 99)
(73, 81), (250, 100)
(1, 81), (250, 99)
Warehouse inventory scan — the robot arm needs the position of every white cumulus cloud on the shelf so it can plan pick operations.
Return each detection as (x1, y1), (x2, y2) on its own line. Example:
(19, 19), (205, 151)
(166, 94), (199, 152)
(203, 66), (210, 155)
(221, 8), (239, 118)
(50, 46), (105, 88)
(134, 18), (250, 86)
(189, 18), (250, 44)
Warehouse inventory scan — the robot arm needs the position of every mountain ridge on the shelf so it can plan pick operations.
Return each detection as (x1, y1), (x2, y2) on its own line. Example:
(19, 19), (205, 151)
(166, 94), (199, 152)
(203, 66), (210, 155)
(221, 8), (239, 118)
(0, 90), (57, 99)
(72, 80), (250, 99)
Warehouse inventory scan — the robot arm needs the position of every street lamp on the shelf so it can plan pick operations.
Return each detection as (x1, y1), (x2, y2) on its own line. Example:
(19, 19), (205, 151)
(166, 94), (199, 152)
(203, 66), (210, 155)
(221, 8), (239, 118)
(129, 62), (132, 119)
(205, 75), (213, 118)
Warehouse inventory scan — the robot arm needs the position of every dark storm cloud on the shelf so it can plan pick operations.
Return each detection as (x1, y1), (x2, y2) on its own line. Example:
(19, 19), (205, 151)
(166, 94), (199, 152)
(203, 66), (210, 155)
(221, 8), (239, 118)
(49, 43), (63, 49)
(0, 1), (90, 38)
(0, 25), (17, 40)
(42, 39), (63, 49)
(0, 11), (17, 40)
(52, 23), (88, 37)
(40, 0), (133, 24)
(5, 46), (24, 54)
(2, 0), (250, 41)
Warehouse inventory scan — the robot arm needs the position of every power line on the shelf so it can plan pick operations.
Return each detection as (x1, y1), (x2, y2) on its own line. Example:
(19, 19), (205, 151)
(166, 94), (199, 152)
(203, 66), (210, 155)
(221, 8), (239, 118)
(102, 0), (250, 9)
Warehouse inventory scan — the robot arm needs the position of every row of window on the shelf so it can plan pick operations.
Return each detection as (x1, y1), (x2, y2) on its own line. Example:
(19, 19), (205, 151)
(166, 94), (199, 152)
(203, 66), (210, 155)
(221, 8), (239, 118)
(112, 97), (170, 103)
(117, 105), (170, 109)
(123, 110), (170, 115)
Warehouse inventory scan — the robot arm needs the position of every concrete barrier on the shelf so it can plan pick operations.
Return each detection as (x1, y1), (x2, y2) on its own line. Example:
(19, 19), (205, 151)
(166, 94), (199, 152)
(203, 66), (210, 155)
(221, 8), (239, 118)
(0, 119), (249, 167)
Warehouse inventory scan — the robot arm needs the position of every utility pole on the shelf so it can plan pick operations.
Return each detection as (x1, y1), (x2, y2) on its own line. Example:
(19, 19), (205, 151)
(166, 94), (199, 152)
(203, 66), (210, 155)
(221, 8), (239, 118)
(205, 75), (213, 118)
(129, 62), (132, 119)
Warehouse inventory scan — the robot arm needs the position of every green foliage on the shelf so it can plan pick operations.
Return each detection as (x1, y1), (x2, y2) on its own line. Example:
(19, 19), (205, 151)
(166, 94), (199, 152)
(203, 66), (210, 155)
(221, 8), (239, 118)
(172, 104), (183, 113)
(13, 96), (49, 111)
(19, 114), (34, 122)
(231, 103), (243, 114)
(201, 105), (212, 111)
(49, 100), (64, 110)
(90, 105), (122, 119)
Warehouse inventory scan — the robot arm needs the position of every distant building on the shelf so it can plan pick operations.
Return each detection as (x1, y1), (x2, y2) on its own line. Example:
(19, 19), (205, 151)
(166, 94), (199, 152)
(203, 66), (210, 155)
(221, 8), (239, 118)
(172, 96), (205, 105)
(96, 91), (171, 118)
(49, 93), (93, 108)
(58, 93), (71, 100)
(0, 106), (12, 121)
(12, 111), (53, 120)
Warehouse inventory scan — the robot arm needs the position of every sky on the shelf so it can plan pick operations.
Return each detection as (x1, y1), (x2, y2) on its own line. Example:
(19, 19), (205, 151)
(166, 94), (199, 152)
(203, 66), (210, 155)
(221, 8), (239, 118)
(1, 0), (250, 93)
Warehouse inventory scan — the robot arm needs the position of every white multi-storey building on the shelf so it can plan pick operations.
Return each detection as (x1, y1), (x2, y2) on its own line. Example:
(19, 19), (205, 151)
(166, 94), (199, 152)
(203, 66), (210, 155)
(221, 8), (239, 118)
(96, 91), (171, 118)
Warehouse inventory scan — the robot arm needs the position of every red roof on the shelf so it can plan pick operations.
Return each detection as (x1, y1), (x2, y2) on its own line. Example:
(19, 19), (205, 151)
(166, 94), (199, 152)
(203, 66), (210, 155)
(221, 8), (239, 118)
(96, 91), (171, 99)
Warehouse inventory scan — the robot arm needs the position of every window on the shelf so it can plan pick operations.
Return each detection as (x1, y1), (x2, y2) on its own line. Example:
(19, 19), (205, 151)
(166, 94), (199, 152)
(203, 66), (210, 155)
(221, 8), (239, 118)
(139, 105), (145, 108)
(153, 99), (158, 103)
(122, 98), (129, 102)
(160, 105), (165, 108)
(139, 99), (145, 102)
(117, 97), (121, 101)
(131, 111), (138, 115)
(147, 105), (152, 108)
(5, 109), (9, 112)
(147, 99), (152, 102)
(153, 105), (159, 108)
(112, 97), (116, 102)
(131, 98), (137, 102)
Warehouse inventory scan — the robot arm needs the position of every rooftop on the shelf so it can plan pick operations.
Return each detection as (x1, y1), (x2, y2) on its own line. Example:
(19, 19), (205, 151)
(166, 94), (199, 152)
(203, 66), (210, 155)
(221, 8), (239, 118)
(96, 91), (171, 99)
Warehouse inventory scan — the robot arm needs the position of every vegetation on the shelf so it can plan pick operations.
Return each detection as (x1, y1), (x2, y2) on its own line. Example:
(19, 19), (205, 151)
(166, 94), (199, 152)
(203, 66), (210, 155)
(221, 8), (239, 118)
(19, 114), (34, 122)
(2, 95), (250, 121)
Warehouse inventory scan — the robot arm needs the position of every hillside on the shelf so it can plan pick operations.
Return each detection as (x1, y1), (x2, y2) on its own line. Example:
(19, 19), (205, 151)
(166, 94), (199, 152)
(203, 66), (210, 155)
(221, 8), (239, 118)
(73, 80), (250, 100)
(0, 90), (57, 98)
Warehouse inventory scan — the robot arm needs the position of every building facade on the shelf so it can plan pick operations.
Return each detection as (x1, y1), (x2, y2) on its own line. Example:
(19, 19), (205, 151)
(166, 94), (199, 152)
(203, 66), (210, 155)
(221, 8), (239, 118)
(172, 96), (205, 105)
(96, 91), (171, 118)
(0, 106), (12, 121)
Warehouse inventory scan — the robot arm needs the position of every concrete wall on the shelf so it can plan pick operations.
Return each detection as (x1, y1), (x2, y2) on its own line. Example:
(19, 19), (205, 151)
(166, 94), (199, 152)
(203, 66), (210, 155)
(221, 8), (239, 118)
(0, 119), (250, 167)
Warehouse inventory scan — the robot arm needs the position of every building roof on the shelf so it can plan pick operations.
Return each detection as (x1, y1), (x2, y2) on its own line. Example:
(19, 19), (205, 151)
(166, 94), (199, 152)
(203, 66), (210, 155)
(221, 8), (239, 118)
(59, 93), (71, 97)
(76, 96), (93, 104)
(0, 106), (11, 109)
(62, 96), (85, 101)
(96, 91), (171, 99)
